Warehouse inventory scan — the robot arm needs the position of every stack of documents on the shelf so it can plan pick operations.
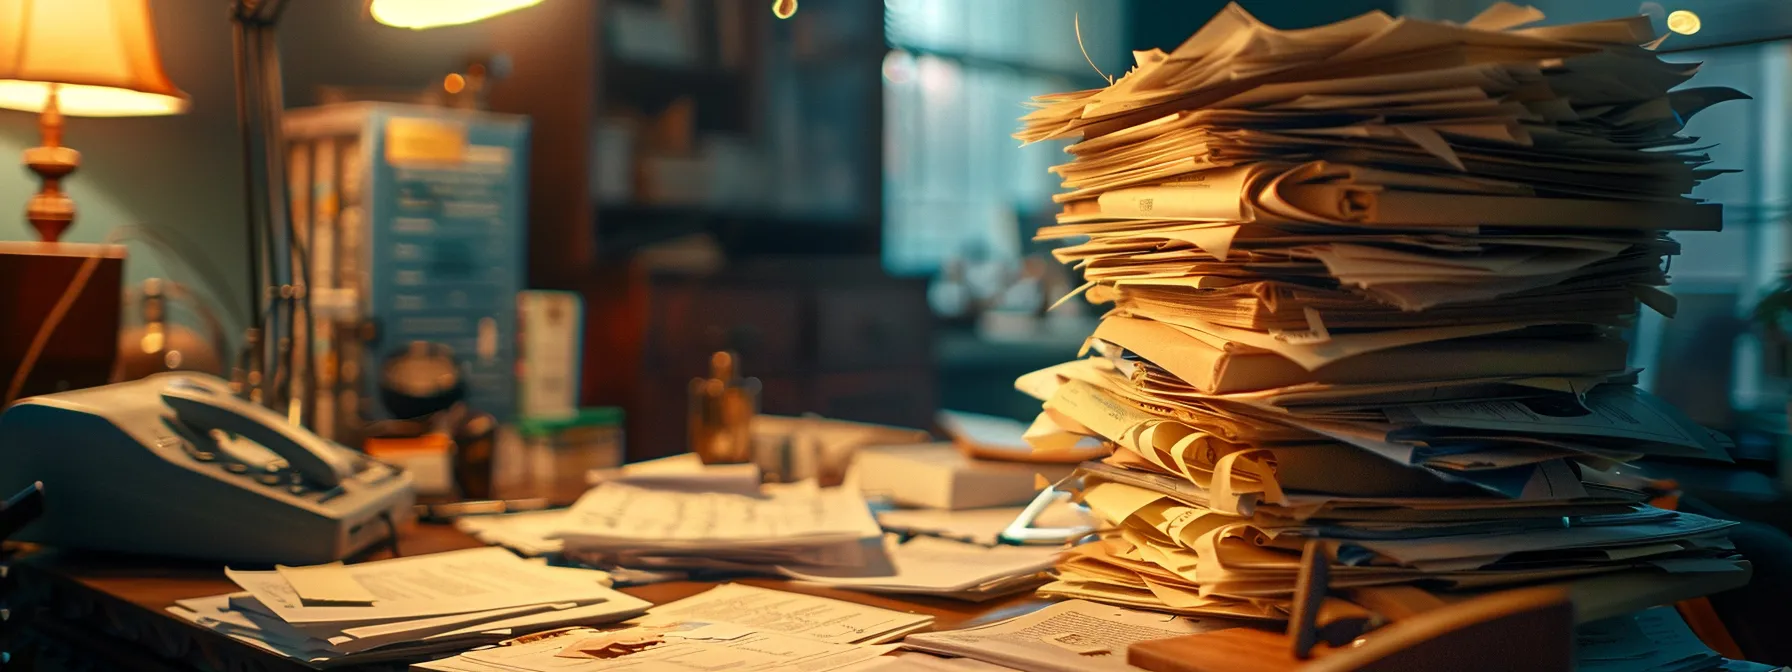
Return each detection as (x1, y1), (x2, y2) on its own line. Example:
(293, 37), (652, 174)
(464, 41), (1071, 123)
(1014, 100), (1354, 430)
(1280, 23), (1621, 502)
(553, 481), (884, 572)
(462, 479), (1058, 600)
(856, 443), (1079, 510)
(461, 481), (883, 570)
(417, 583), (932, 672)
(1008, 3), (1752, 621)
(167, 548), (649, 667)
(903, 599), (1217, 672)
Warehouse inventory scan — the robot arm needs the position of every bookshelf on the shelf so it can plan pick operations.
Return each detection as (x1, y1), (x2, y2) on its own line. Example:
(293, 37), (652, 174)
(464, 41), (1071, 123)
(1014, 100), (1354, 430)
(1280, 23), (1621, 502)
(486, 0), (885, 282)
(486, 0), (930, 459)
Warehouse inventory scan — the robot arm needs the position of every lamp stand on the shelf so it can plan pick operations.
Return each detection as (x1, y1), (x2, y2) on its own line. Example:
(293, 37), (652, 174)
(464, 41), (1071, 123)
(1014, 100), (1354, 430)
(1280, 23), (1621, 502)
(22, 84), (79, 243)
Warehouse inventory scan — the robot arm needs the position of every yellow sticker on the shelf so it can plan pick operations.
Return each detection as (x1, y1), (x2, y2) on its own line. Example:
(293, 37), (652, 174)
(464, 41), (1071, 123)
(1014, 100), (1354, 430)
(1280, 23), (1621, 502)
(385, 117), (467, 165)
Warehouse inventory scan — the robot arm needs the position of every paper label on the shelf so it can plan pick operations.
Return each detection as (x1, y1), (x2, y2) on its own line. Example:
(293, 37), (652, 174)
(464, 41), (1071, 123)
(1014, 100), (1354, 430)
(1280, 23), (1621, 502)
(386, 117), (468, 165)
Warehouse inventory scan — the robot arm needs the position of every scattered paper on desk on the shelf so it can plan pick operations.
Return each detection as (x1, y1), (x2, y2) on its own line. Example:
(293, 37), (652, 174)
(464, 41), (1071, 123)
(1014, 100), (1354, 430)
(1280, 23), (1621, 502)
(903, 599), (1217, 672)
(170, 564), (649, 668)
(640, 583), (934, 645)
(782, 536), (1057, 601)
(274, 562), (377, 606)
(559, 481), (880, 545)
(587, 452), (763, 495)
(418, 620), (903, 672)
(876, 501), (1095, 546)
(224, 547), (624, 626)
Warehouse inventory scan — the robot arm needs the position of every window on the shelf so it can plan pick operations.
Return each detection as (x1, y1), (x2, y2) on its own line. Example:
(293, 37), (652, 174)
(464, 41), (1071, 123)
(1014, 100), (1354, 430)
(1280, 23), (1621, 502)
(881, 0), (1124, 275)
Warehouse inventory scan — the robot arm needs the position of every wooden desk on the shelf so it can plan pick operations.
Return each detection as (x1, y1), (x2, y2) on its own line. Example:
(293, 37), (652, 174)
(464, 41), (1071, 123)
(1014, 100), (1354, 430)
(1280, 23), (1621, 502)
(7, 524), (1754, 672)
(7, 525), (1048, 672)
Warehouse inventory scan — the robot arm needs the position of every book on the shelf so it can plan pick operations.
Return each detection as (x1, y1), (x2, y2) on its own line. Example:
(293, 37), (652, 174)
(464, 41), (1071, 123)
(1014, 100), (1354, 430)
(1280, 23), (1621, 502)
(855, 444), (1077, 510)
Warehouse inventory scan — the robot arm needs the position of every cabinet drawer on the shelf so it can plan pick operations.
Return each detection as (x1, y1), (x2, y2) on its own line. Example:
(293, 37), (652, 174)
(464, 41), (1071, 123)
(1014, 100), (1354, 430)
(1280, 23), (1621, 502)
(815, 284), (932, 371)
(646, 285), (802, 375)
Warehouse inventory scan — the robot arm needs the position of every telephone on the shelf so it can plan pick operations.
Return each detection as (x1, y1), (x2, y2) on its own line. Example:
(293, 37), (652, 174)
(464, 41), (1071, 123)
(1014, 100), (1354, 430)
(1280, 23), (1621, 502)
(0, 372), (415, 564)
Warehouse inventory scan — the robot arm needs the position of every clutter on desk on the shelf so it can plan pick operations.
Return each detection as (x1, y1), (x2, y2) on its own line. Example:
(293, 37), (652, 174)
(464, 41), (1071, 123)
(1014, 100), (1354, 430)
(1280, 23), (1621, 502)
(415, 623), (897, 672)
(857, 443), (1077, 510)
(903, 599), (1217, 672)
(169, 547), (647, 667)
(415, 583), (927, 671)
(689, 350), (761, 464)
(553, 481), (883, 573)
(586, 451), (764, 494)
(459, 473), (881, 572)
(1008, 3), (1750, 624)
(458, 450), (1068, 600)
(938, 409), (1105, 465)
(782, 536), (1058, 602)
(516, 290), (585, 419)
(751, 413), (932, 484)
(874, 500), (1094, 547)
(504, 406), (626, 499)
(643, 583), (934, 644)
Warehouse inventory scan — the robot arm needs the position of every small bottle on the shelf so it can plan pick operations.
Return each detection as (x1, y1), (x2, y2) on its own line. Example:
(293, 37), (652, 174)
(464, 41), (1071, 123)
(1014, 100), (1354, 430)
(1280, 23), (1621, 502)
(688, 351), (760, 464)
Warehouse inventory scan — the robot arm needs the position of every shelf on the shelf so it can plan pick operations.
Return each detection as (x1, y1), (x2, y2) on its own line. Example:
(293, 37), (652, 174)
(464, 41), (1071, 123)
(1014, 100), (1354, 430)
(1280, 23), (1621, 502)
(601, 60), (754, 132)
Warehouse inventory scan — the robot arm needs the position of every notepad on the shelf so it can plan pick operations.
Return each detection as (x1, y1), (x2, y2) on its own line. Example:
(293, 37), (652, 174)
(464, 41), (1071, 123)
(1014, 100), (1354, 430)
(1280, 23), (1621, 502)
(275, 562), (378, 606)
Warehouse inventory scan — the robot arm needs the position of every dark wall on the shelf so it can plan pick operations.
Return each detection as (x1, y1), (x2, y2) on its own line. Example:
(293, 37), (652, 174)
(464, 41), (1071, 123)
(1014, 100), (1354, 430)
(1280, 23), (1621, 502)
(1126, 0), (1403, 52)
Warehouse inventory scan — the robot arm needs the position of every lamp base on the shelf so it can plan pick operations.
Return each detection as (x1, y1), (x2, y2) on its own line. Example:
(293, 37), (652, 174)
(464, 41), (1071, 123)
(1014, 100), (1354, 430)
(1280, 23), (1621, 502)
(23, 86), (79, 243)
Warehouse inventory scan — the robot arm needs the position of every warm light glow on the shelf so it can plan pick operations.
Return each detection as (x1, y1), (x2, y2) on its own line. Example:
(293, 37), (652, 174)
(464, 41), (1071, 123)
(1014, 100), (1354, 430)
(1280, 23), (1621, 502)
(443, 73), (467, 94)
(0, 80), (186, 117)
(369, 0), (546, 30)
(1667, 9), (1701, 35)
(773, 0), (797, 19)
(0, 0), (188, 116)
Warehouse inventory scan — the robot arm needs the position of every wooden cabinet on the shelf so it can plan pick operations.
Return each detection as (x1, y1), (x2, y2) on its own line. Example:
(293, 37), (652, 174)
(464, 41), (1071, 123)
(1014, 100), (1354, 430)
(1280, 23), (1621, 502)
(582, 258), (934, 462)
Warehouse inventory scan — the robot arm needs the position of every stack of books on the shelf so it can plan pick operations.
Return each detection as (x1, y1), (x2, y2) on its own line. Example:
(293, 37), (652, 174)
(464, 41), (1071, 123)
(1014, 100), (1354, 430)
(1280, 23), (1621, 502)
(1012, 3), (1751, 621)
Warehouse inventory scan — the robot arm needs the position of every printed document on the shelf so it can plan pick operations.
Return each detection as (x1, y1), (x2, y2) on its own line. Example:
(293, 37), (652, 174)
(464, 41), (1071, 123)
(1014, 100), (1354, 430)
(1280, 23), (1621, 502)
(903, 599), (1219, 672)
(556, 482), (882, 547)
(640, 583), (934, 644)
(416, 623), (897, 672)
(224, 547), (619, 625)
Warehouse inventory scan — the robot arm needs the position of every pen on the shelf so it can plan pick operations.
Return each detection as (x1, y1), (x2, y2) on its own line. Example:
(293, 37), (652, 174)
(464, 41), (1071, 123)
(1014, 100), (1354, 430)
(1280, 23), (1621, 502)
(415, 498), (552, 523)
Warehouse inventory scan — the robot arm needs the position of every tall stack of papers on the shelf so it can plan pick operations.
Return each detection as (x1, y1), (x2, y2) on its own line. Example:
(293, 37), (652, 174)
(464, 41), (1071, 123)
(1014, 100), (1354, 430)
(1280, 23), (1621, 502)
(1010, 3), (1751, 621)
(168, 548), (649, 667)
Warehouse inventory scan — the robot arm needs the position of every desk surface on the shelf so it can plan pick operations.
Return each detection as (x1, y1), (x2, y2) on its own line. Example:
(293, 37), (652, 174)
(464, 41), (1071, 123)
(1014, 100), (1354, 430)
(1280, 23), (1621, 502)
(9, 524), (1048, 672)
(9, 524), (1755, 672)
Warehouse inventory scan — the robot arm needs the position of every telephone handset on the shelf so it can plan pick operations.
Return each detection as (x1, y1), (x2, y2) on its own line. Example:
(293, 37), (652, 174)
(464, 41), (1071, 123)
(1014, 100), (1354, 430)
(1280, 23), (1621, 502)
(160, 379), (355, 488)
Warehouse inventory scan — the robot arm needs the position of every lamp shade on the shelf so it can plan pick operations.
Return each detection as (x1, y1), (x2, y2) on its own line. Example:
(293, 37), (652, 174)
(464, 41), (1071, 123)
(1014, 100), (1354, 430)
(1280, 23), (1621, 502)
(370, 0), (544, 30)
(0, 0), (188, 117)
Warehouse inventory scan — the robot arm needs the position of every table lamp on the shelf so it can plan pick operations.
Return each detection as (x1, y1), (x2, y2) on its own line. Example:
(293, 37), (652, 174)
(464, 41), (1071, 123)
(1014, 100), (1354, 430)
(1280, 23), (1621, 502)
(0, 0), (188, 242)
